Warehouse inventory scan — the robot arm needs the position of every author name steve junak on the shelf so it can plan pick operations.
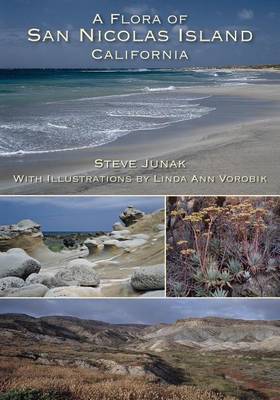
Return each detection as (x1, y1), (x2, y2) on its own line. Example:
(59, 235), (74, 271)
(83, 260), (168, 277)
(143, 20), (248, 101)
(93, 159), (188, 169)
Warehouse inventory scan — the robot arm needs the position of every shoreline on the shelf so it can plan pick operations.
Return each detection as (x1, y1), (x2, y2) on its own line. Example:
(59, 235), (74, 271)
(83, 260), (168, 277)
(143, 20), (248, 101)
(187, 67), (280, 73)
(0, 83), (279, 195)
(1, 66), (280, 71)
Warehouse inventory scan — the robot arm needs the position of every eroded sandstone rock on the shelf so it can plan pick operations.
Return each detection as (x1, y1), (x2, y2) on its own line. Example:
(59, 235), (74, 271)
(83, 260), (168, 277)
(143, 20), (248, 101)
(0, 276), (25, 295)
(0, 219), (43, 253)
(131, 265), (165, 291)
(84, 238), (104, 255)
(4, 283), (48, 297)
(112, 222), (125, 231)
(55, 262), (100, 287)
(119, 206), (145, 226)
(26, 272), (58, 288)
(0, 248), (41, 279)
(45, 286), (102, 297)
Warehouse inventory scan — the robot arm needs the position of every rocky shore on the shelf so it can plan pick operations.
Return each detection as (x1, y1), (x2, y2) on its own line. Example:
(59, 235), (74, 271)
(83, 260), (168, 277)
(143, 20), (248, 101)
(0, 206), (165, 297)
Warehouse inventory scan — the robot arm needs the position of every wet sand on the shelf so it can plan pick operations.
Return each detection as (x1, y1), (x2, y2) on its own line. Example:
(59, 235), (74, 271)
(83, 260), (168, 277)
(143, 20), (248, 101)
(0, 83), (279, 195)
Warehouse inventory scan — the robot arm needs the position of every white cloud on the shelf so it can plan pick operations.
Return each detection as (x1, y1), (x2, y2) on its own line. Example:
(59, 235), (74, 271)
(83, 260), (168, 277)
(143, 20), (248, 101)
(171, 24), (188, 34)
(133, 24), (149, 34)
(238, 9), (254, 20)
(0, 28), (27, 43)
(0, 196), (163, 211)
(123, 5), (149, 15)
(267, 12), (276, 19)
(1, 299), (280, 323)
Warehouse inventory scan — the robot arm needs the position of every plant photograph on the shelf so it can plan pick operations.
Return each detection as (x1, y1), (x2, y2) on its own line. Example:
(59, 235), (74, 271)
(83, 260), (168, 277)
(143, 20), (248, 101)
(166, 196), (280, 297)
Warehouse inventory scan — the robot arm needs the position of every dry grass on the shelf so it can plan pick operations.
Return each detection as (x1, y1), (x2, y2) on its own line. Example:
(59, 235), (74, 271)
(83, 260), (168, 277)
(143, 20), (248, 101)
(0, 359), (236, 400)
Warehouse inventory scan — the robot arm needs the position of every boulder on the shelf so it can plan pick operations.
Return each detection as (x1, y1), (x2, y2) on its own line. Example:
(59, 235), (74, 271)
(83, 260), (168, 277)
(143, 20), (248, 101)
(119, 205), (145, 226)
(26, 273), (58, 288)
(4, 283), (48, 297)
(131, 265), (165, 291)
(156, 224), (165, 232)
(0, 277), (25, 295)
(55, 263), (100, 287)
(44, 286), (102, 297)
(0, 248), (41, 279)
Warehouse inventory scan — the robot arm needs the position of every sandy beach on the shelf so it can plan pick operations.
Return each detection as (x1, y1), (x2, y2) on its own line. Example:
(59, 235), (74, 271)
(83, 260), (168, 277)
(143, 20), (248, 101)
(0, 82), (279, 195)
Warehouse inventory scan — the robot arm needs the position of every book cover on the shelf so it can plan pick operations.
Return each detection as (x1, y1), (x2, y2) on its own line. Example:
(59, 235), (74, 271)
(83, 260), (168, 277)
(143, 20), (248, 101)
(0, 1), (279, 399)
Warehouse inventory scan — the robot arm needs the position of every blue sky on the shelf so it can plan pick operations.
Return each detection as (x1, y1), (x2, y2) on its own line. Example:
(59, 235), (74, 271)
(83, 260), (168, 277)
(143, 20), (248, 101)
(0, 196), (163, 231)
(0, 299), (279, 323)
(1, 0), (279, 67)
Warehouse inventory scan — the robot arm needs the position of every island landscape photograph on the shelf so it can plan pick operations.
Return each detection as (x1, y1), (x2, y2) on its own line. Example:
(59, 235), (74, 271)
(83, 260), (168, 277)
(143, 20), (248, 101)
(0, 196), (165, 297)
(0, 0), (279, 195)
(0, 299), (280, 400)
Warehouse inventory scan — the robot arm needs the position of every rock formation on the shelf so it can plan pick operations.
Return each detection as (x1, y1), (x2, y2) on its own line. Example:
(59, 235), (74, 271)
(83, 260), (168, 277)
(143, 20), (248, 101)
(0, 219), (43, 253)
(131, 265), (165, 291)
(84, 238), (104, 255)
(119, 205), (145, 226)
(112, 222), (126, 231)
(0, 276), (25, 295)
(0, 248), (41, 279)
(55, 261), (100, 287)
(4, 283), (48, 297)
(26, 272), (59, 288)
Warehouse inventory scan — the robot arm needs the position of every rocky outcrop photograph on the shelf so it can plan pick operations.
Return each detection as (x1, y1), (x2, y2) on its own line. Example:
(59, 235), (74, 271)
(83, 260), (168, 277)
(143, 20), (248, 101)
(0, 197), (165, 297)
(0, 299), (279, 400)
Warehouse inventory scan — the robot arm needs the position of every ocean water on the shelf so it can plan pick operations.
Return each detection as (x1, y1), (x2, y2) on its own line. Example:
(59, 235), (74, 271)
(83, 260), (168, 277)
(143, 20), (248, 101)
(0, 69), (278, 156)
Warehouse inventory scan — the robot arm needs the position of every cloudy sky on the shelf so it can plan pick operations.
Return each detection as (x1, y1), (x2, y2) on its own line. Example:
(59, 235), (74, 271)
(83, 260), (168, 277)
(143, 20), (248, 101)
(0, 196), (163, 231)
(0, 299), (279, 324)
(1, 0), (279, 67)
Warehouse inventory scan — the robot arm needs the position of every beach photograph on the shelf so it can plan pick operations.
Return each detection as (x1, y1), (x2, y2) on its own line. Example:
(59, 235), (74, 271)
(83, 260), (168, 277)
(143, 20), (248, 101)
(166, 196), (280, 297)
(0, 196), (165, 297)
(0, 298), (280, 400)
(0, 0), (279, 195)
